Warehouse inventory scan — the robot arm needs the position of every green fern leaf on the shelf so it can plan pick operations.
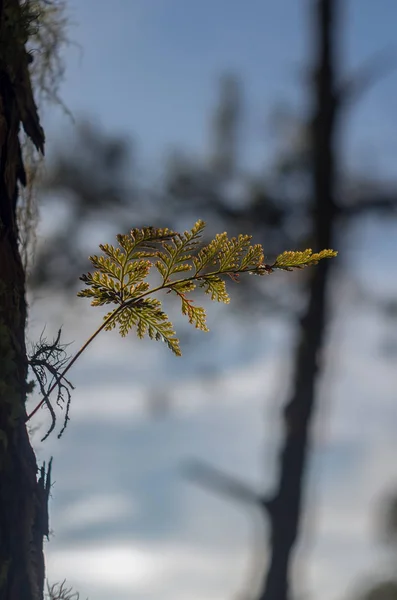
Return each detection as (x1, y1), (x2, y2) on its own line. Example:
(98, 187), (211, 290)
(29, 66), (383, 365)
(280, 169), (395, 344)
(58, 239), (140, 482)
(103, 309), (119, 330)
(133, 298), (180, 355)
(89, 255), (122, 280)
(179, 294), (208, 332)
(116, 305), (139, 337)
(121, 260), (152, 295)
(199, 275), (230, 303)
(116, 226), (176, 257)
(172, 280), (197, 294)
(104, 298), (181, 355)
(123, 281), (150, 301)
(78, 272), (121, 305)
(81, 288), (121, 307)
(309, 249), (338, 263)
(239, 243), (265, 272)
(218, 234), (252, 271)
(98, 244), (125, 266)
(155, 220), (205, 282)
(273, 248), (338, 271)
(193, 232), (227, 274)
(170, 263), (193, 274)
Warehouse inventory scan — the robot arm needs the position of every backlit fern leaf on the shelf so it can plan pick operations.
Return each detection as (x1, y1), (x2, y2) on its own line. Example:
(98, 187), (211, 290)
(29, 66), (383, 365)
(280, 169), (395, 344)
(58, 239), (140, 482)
(155, 219), (205, 283)
(133, 298), (180, 355)
(103, 309), (118, 331)
(90, 255), (122, 280)
(199, 276), (230, 303)
(98, 243), (125, 266)
(120, 261), (152, 302)
(218, 234), (253, 271)
(193, 232), (228, 274)
(79, 287), (119, 307)
(239, 244), (265, 272)
(273, 248), (338, 271)
(116, 305), (139, 337)
(116, 226), (176, 258)
(172, 280), (197, 294)
(123, 281), (151, 302)
(96, 227), (176, 288)
(193, 232), (264, 276)
(104, 298), (180, 355)
(179, 294), (208, 332)
(78, 272), (121, 305)
(78, 226), (176, 307)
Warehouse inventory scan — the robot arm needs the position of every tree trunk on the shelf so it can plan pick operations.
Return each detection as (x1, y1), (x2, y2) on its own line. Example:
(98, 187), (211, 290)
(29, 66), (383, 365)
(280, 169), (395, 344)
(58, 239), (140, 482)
(259, 1), (339, 599)
(0, 1), (48, 598)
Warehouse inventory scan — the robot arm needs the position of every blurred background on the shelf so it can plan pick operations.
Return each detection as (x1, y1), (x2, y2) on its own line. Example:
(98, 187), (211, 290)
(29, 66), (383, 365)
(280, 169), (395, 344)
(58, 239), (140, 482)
(25, 1), (397, 599)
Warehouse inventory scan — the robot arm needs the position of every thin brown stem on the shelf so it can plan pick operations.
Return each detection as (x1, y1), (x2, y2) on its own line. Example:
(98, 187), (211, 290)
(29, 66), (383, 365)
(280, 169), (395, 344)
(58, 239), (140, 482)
(25, 303), (124, 422)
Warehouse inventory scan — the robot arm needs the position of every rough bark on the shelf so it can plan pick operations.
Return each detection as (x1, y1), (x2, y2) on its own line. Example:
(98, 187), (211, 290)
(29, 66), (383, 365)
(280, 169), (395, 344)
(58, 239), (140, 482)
(259, 1), (339, 599)
(0, 1), (48, 599)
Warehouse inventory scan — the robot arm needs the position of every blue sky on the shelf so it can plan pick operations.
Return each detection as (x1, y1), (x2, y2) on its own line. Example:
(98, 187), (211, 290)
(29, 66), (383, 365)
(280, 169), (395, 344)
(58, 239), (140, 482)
(47, 0), (397, 177)
(29, 2), (397, 600)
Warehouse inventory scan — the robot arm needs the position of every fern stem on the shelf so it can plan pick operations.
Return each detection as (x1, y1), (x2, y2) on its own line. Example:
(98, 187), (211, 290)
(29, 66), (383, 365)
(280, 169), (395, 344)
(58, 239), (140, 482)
(25, 304), (125, 422)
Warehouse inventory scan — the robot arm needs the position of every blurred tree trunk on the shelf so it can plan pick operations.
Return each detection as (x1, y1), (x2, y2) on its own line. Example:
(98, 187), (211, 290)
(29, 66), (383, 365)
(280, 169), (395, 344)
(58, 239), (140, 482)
(0, 1), (48, 598)
(259, 1), (339, 599)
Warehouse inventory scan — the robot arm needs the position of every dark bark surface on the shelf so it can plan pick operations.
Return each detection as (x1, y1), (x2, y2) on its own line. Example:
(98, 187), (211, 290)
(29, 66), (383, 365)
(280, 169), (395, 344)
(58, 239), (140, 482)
(0, 1), (47, 598)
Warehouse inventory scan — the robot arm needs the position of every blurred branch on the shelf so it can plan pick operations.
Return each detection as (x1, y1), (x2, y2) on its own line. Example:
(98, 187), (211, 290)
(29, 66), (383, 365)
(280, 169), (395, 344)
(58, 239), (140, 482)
(338, 48), (397, 108)
(340, 194), (397, 217)
(183, 459), (276, 600)
(182, 459), (269, 508)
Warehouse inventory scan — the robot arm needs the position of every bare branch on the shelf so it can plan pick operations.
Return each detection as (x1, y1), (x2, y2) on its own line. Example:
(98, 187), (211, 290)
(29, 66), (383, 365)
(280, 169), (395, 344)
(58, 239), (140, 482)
(341, 194), (397, 217)
(338, 48), (397, 107)
(182, 459), (263, 506)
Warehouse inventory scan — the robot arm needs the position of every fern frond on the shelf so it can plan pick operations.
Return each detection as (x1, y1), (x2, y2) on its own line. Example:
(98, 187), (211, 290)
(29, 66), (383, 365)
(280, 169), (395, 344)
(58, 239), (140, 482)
(98, 243), (125, 266)
(199, 275), (230, 303)
(89, 255), (122, 280)
(103, 309), (118, 331)
(193, 232), (228, 274)
(239, 243), (265, 271)
(78, 226), (177, 306)
(218, 234), (253, 271)
(273, 248), (338, 271)
(79, 288), (120, 307)
(116, 225), (176, 258)
(172, 280), (197, 294)
(155, 219), (205, 283)
(78, 272), (121, 305)
(104, 298), (180, 354)
(77, 219), (337, 357)
(178, 294), (208, 332)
